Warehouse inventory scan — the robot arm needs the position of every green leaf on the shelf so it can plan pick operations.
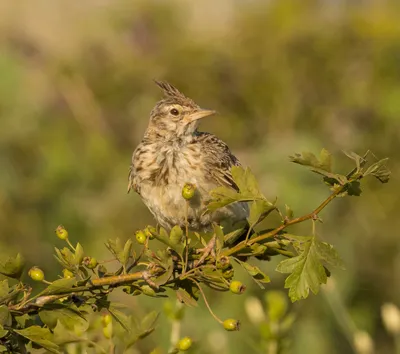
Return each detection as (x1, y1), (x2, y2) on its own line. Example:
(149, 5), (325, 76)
(41, 277), (77, 295)
(231, 166), (262, 197)
(213, 223), (225, 252)
(276, 236), (343, 302)
(141, 311), (159, 331)
(170, 226), (183, 245)
(14, 326), (60, 353)
(285, 204), (294, 219)
(55, 247), (74, 268)
(105, 238), (123, 261)
(153, 258), (173, 287)
(125, 312), (159, 349)
(364, 157), (391, 183)
(343, 150), (366, 171)
(346, 181), (362, 196)
(0, 324), (8, 339)
(0, 280), (9, 299)
(120, 239), (133, 267)
(0, 253), (25, 279)
(240, 262), (270, 289)
(314, 242), (345, 270)
(108, 306), (131, 332)
(290, 151), (319, 168)
(176, 288), (198, 307)
(319, 149), (332, 172)
(153, 228), (183, 255)
(276, 239), (326, 301)
(39, 303), (88, 331)
(290, 149), (343, 182)
(53, 320), (86, 345)
(73, 243), (84, 265)
(223, 225), (246, 246)
(247, 199), (276, 226)
(208, 186), (241, 211)
(0, 305), (12, 326)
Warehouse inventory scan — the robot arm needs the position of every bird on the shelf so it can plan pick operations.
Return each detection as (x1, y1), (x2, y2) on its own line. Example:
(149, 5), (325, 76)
(128, 80), (248, 235)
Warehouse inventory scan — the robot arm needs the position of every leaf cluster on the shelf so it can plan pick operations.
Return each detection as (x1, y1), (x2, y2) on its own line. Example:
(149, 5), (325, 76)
(0, 149), (390, 352)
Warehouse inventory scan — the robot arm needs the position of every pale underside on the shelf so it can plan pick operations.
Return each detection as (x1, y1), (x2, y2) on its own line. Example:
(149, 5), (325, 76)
(130, 134), (248, 232)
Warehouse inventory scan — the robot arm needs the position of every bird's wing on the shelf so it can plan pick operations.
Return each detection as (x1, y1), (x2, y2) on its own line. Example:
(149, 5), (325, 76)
(127, 165), (134, 193)
(195, 132), (241, 192)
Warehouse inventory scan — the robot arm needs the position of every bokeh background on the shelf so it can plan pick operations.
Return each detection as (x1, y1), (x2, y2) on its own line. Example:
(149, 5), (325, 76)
(0, 0), (399, 353)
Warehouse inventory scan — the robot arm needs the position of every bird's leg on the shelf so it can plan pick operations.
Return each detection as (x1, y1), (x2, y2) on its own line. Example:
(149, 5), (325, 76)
(195, 234), (216, 267)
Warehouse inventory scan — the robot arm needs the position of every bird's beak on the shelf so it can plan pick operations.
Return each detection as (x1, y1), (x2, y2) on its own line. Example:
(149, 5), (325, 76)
(184, 109), (216, 124)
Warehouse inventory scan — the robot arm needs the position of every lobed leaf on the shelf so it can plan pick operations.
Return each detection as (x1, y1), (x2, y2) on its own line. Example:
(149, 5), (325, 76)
(0, 253), (25, 279)
(276, 236), (344, 302)
(14, 326), (60, 354)
(39, 303), (87, 331)
(247, 199), (276, 226)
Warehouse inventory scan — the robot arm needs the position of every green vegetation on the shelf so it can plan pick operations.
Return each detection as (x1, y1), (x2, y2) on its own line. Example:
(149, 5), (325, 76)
(0, 1), (399, 353)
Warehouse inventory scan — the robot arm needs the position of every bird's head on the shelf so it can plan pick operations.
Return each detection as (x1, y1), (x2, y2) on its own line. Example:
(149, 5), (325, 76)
(145, 81), (216, 139)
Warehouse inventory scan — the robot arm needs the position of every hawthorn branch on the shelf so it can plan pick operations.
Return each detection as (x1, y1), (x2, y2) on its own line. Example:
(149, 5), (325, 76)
(12, 269), (164, 313)
(222, 185), (345, 257)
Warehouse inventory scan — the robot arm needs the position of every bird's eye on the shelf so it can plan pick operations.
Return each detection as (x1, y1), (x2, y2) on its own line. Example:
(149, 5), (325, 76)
(170, 108), (179, 116)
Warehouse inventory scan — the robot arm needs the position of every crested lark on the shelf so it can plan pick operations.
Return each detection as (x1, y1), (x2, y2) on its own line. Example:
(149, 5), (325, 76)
(128, 81), (248, 233)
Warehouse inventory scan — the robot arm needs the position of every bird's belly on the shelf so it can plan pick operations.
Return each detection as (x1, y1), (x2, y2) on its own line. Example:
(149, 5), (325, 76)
(138, 179), (248, 231)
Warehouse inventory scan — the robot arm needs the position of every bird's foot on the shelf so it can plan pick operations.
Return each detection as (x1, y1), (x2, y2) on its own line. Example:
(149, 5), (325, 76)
(195, 235), (216, 267)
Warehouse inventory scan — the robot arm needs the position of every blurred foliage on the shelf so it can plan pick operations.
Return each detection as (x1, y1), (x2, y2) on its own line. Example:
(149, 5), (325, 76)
(0, 0), (399, 353)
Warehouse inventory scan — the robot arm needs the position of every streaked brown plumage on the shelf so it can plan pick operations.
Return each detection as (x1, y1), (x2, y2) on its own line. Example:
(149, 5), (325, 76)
(128, 81), (248, 232)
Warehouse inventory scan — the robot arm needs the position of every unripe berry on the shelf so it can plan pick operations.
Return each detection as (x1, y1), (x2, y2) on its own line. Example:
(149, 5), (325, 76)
(177, 336), (193, 351)
(83, 256), (98, 269)
(62, 269), (74, 279)
(28, 267), (45, 281)
(182, 183), (196, 200)
(229, 280), (246, 295)
(102, 314), (112, 326)
(102, 324), (112, 339)
(216, 256), (230, 270)
(55, 225), (68, 240)
(135, 230), (147, 244)
(223, 318), (240, 331)
(144, 226), (156, 240)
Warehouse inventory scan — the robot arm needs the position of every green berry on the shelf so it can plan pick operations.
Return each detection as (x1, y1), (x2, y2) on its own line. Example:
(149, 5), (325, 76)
(216, 256), (230, 270)
(223, 318), (240, 331)
(28, 267), (45, 281)
(229, 280), (246, 294)
(144, 226), (156, 240)
(135, 230), (147, 244)
(62, 269), (74, 278)
(177, 336), (193, 351)
(182, 183), (196, 200)
(55, 225), (68, 240)
(84, 256), (98, 269)
(102, 323), (112, 339)
(102, 314), (112, 326)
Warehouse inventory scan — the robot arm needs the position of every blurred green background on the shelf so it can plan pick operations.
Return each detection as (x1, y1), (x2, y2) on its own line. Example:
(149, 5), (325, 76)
(0, 0), (399, 353)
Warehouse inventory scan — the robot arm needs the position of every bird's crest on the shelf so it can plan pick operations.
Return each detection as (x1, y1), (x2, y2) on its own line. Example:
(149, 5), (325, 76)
(154, 80), (196, 107)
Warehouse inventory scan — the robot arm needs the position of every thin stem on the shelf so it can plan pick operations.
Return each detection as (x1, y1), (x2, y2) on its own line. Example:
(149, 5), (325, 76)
(169, 300), (183, 351)
(13, 270), (163, 312)
(184, 201), (190, 274)
(222, 186), (344, 257)
(66, 238), (76, 251)
(191, 278), (223, 324)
